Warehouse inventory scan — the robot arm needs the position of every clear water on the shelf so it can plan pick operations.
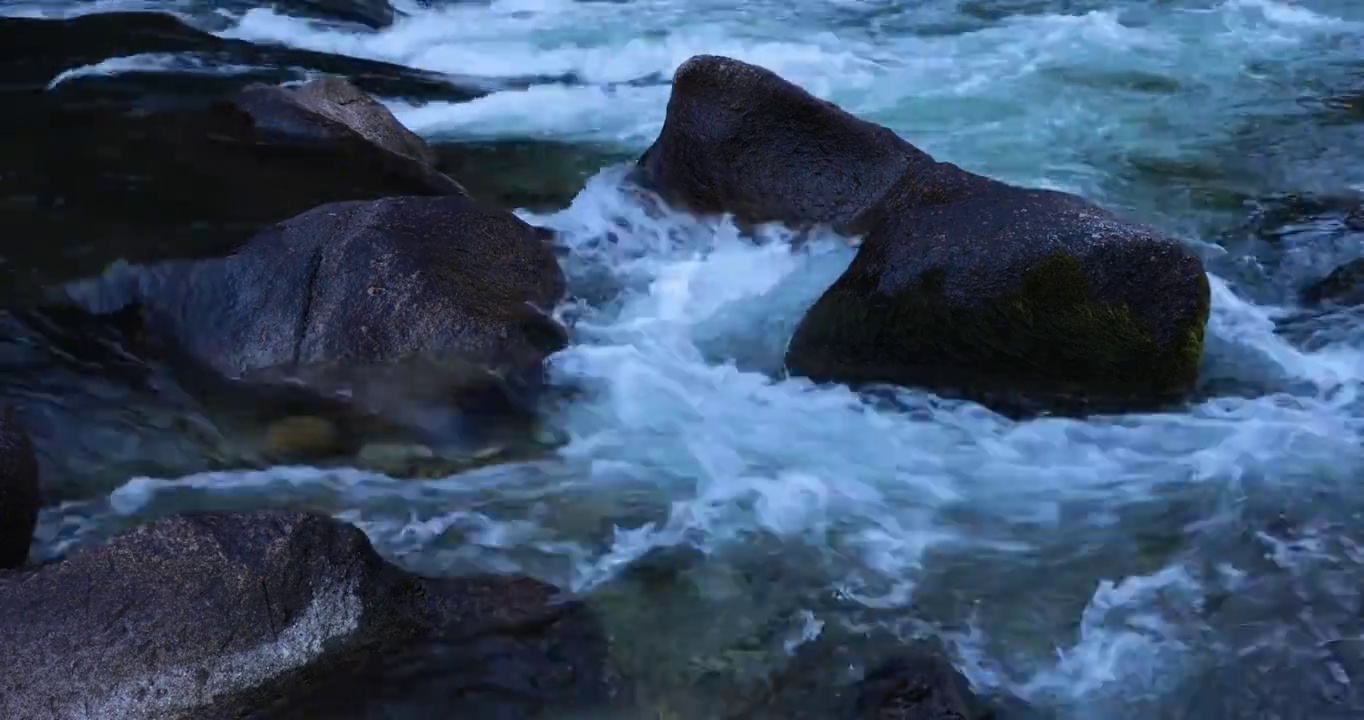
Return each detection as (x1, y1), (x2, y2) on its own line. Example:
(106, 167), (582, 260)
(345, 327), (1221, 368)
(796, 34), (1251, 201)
(11, 0), (1364, 716)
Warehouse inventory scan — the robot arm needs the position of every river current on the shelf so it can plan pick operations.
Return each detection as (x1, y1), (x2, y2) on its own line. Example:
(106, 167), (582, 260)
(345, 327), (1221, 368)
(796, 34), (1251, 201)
(7, 0), (1364, 717)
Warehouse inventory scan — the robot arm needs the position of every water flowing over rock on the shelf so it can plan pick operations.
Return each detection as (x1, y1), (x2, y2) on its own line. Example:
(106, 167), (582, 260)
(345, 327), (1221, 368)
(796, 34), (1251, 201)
(54, 194), (568, 424)
(0, 406), (39, 570)
(634, 54), (1211, 414)
(0, 511), (613, 718)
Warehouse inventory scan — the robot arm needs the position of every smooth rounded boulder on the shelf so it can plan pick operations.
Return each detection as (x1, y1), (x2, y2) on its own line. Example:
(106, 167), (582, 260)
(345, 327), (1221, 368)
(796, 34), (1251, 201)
(0, 405), (39, 570)
(55, 195), (567, 424)
(634, 55), (1211, 414)
(0, 511), (612, 718)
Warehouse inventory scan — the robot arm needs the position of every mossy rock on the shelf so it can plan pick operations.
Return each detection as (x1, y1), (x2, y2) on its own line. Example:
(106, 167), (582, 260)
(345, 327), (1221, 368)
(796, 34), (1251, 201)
(788, 182), (1211, 415)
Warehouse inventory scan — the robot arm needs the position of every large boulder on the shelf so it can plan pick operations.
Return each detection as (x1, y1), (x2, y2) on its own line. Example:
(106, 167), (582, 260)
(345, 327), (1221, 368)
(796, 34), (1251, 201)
(0, 405), (39, 570)
(634, 55), (1211, 414)
(54, 194), (567, 426)
(0, 511), (612, 718)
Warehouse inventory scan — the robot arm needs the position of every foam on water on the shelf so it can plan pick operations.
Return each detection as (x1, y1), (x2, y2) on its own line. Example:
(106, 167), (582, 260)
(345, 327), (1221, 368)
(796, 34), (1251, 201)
(45, 52), (277, 89)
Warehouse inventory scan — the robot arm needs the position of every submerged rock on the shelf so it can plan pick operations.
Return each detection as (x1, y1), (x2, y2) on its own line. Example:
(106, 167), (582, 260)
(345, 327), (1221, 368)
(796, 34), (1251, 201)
(0, 406), (39, 570)
(0, 511), (612, 719)
(55, 195), (567, 425)
(735, 631), (994, 720)
(1302, 257), (1364, 307)
(856, 652), (976, 720)
(634, 55), (1211, 414)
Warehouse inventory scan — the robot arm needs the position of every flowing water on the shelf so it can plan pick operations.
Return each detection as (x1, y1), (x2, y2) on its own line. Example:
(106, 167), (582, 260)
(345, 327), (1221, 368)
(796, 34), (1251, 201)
(7, 0), (1364, 717)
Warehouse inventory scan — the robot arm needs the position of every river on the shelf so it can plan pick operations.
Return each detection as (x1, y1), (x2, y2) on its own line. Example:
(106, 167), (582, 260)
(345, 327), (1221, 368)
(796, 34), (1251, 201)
(5, 0), (1364, 717)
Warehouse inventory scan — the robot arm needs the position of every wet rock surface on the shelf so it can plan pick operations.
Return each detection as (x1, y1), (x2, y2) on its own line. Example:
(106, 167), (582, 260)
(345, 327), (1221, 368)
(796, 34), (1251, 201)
(0, 511), (613, 719)
(52, 194), (567, 434)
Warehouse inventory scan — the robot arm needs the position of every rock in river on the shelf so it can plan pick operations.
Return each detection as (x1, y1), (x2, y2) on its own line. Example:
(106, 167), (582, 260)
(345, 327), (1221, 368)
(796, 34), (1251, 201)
(634, 55), (1211, 414)
(0, 511), (612, 718)
(56, 194), (568, 424)
(0, 405), (39, 570)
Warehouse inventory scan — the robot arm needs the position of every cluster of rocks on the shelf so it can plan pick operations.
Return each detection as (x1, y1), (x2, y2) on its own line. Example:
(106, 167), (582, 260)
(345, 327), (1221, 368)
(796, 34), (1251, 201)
(0, 32), (1226, 718)
(633, 55), (1212, 416)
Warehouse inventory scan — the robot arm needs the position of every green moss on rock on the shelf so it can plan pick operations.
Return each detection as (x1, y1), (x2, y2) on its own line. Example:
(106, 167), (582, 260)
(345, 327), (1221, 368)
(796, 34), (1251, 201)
(786, 251), (1209, 415)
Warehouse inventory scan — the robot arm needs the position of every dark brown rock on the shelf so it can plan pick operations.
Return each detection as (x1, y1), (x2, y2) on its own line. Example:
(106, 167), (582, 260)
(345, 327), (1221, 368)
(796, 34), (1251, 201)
(0, 511), (611, 719)
(0, 405), (39, 570)
(633, 55), (1210, 414)
(634, 55), (918, 231)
